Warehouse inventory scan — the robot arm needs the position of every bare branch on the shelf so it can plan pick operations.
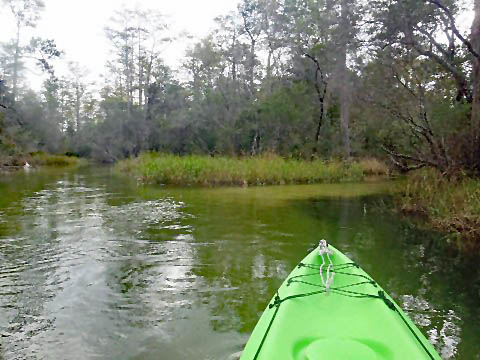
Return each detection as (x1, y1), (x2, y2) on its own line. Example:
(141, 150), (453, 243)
(392, 71), (417, 98)
(302, 51), (328, 149)
(408, 41), (472, 102)
(424, 0), (480, 58)
(413, 25), (452, 60)
(387, 153), (428, 172)
(382, 145), (437, 167)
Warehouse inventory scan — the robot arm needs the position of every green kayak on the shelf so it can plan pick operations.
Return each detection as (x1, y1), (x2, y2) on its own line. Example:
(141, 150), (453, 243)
(240, 241), (441, 360)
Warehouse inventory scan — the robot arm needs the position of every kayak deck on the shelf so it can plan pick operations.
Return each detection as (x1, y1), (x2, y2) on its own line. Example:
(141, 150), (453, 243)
(240, 245), (441, 360)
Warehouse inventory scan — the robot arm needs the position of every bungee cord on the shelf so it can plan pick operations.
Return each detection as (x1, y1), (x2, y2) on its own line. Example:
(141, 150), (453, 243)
(251, 240), (436, 360)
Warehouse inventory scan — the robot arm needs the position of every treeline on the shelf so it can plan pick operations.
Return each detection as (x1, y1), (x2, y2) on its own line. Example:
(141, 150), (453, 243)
(1, 0), (480, 174)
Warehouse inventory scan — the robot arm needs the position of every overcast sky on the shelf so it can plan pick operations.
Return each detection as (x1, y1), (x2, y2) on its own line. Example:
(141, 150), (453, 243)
(0, 0), (240, 88)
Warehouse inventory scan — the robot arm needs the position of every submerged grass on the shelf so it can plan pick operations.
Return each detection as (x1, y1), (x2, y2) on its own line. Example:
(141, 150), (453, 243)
(396, 169), (480, 251)
(116, 153), (390, 186)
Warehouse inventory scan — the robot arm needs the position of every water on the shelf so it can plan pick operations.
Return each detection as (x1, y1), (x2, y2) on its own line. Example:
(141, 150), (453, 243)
(0, 167), (479, 359)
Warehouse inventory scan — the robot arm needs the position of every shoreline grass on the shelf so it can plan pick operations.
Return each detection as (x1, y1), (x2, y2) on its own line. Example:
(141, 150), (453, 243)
(116, 153), (390, 186)
(0, 152), (87, 169)
(30, 153), (87, 167)
(395, 169), (480, 251)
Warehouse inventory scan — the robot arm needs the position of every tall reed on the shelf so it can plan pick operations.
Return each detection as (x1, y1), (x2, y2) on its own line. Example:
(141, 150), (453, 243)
(116, 153), (389, 186)
(397, 169), (480, 250)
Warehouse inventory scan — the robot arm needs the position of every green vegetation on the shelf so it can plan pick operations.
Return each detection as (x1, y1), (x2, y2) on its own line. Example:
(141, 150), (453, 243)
(396, 170), (480, 251)
(0, 152), (86, 169)
(30, 153), (87, 167)
(3, 0), (480, 171)
(117, 153), (389, 186)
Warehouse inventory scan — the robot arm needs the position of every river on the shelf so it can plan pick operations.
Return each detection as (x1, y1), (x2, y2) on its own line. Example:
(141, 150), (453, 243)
(0, 167), (478, 359)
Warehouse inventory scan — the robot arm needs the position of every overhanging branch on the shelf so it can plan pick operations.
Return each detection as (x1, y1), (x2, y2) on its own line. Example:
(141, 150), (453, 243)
(425, 0), (480, 59)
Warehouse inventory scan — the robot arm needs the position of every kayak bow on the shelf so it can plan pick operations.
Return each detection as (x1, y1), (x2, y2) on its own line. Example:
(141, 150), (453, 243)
(240, 242), (441, 360)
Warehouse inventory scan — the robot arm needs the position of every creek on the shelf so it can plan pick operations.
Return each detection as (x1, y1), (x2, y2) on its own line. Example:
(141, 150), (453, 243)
(0, 167), (478, 359)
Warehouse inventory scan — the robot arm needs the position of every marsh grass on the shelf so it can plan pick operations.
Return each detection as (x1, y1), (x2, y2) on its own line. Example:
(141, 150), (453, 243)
(397, 169), (480, 250)
(30, 153), (87, 167)
(117, 153), (389, 186)
(357, 157), (391, 176)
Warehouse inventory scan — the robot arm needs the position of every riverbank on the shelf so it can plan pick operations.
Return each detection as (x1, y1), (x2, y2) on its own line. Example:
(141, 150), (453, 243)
(0, 152), (86, 170)
(395, 169), (480, 251)
(118, 153), (480, 252)
(116, 153), (390, 186)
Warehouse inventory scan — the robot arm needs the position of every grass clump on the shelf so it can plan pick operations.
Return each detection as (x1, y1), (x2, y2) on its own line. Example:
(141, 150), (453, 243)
(1, 150), (87, 169)
(397, 169), (480, 251)
(357, 157), (391, 176)
(116, 153), (389, 187)
(30, 152), (87, 167)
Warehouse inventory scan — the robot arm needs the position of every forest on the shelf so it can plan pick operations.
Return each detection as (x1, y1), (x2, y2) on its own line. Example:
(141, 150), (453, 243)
(1, 0), (480, 247)
(0, 0), (477, 165)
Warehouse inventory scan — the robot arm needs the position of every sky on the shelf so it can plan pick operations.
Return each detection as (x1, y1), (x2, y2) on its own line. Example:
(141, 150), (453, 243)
(0, 0), (240, 89)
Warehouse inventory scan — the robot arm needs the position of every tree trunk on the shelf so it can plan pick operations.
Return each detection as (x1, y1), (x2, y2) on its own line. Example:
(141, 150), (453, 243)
(249, 40), (255, 96)
(315, 95), (325, 144)
(138, 64), (143, 107)
(266, 46), (273, 95)
(75, 84), (81, 131)
(251, 129), (259, 156)
(13, 21), (21, 103)
(472, 0), (480, 141)
(340, 89), (351, 158)
(231, 29), (237, 82)
(125, 32), (134, 123)
(145, 53), (154, 106)
(339, 0), (351, 158)
(138, 29), (144, 107)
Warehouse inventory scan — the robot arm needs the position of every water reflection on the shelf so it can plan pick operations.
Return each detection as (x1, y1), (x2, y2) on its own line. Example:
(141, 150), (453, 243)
(0, 168), (479, 359)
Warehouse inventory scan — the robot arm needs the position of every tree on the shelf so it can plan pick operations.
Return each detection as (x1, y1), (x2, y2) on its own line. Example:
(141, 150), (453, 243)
(369, 0), (472, 103)
(239, 0), (263, 97)
(364, 0), (480, 173)
(2, 0), (45, 102)
(337, 0), (354, 158)
(283, 0), (333, 156)
(257, 0), (284, 94)
(213, 12), (242, 84)
(471, 0), (480, 162)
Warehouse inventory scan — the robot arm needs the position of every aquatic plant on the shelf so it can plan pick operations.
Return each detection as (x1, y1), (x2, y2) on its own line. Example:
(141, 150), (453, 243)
(116, 153), (389, 186)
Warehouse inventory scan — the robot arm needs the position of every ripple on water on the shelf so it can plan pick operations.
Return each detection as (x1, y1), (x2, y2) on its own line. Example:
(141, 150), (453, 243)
(111, 199), (192, 227)
(401, 294), (461, 359)
(0, 178), (204, 359)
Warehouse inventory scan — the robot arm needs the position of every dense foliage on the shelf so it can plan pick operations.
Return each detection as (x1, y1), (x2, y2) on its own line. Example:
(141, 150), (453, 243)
(1, 0), (479, 174)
